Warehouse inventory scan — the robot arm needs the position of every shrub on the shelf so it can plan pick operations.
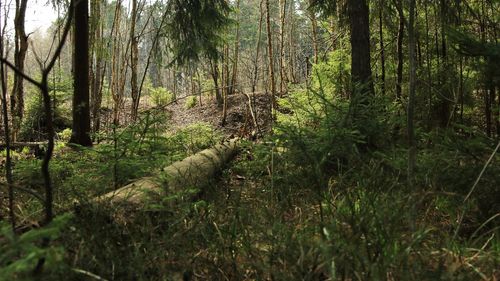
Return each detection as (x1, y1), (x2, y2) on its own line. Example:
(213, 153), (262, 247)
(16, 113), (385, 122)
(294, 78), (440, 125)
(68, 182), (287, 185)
(0, 215), (71, 280)
(150, 87), (174, 107)
(19, 90), (71, 141)
(185, 96), (198, 109)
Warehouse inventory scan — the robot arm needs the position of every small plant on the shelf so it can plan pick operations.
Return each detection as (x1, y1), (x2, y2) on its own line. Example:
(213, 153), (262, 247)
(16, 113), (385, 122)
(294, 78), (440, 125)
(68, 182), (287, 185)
(0, 215), (71, 280)
(19, 89), (71, 141)
(150, 87), (174, 107)
(57, 128), (72, 142)
(185, 95), (198, 109)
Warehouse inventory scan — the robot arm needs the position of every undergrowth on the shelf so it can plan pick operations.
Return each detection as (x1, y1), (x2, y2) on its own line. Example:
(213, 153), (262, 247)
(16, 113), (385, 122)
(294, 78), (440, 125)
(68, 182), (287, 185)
(1, 52), (499, 280)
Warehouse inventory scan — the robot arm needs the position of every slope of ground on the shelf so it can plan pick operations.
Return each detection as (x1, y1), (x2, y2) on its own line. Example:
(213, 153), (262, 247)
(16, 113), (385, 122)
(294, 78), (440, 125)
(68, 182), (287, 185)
(166, 92), (272, 138)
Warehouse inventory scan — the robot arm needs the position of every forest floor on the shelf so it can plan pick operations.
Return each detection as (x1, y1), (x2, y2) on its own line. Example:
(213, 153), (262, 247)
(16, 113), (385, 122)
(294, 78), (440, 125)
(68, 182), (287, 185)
(165, 92), (273, 138)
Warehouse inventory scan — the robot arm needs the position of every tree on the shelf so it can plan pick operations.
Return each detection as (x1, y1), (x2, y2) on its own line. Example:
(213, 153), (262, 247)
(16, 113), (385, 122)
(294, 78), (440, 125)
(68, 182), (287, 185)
(90, 0), (104, 136)
(130, 0), (140, 121)
(396, 0), (405, 103)
(407, 0), (417, 181)
(69, 0), (92, 146)
(348, 0), (374, 96)
(11, 0), (28, 141)
(265, 0), (276, 113)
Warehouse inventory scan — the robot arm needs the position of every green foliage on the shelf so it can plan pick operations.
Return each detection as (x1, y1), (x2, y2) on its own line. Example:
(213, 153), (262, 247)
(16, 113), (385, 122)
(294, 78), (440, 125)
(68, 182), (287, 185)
(274, 52), (392, 187)
(166, 0), (232, 64)
(56, 128), (72, 142)
(166, 122), (221, 157)
(147, 85), (175, 107)
(0, 215), (71, 280)
(185, 95), (198, 109)
(19, 89), (71, 141)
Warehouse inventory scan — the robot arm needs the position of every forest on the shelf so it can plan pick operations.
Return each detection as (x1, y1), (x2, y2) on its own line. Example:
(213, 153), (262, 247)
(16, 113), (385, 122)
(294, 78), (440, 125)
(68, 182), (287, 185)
(0, 0), (499, 280)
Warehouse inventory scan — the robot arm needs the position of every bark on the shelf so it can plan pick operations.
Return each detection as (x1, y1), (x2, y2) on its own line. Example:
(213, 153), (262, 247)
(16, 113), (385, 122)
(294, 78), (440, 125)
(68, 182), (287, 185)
(424, 0), (432, 130)
(97, 139), (238, 205)
(111, 2), (126, 126)
(279, 0), (287, 95)
(210, 60), (222, 106)
(70, 0), (92, 146)
(348, 0), (374, 96)
(130, 0), (140, 121)
(229, 0), (240, 96)
(0, 6), (14, 227)
(378, 0), (386, 95)
(11, 0), (28, 141)
(287, 0), (296, 83)
(221, 45), (229, 126)
(309, 0), (319, 65)
(90, 0), (104, 136)
(252, 0), (264, 94)
(396, 0), (404, 103)
(265, 0), (277, 114)
(408, 0), (417, 182)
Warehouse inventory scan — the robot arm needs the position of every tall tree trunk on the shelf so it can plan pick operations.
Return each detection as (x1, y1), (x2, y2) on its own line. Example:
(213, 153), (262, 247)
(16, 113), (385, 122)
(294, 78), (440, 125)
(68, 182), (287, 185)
(130, 0), (140, 121)
(308, 0), (319, 65)
(0, 4), (15, 228)
(229, 0), (241, 96)
(288, 0), (296, 83)
(210, 59), (222, 107)
(408, 0), (417, 182)
(378, 0), (386, 95)
(424, 0), (432, 130)
(265, 0), (277, 114)
(222, 45), (229, 126)
(90, 0), (104, 137)
(348, 0), (374, 96)
(70, 0), (92, 146)
(111, 2), (125, 126)
(396, 0), (404, 103)
(496, 86), (499, 138)
(279, 0), (287, 95)
(252, 0), (264, 94)
(11, 0), (28, 141)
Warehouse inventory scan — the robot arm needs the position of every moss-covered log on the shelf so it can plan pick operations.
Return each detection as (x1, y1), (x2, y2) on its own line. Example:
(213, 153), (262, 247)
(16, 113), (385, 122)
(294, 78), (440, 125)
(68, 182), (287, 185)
(98, 139), (238, 205)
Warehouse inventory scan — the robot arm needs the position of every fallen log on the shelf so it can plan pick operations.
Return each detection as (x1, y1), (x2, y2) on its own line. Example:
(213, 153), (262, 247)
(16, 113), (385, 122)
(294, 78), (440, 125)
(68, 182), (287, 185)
(97, 139), (238, 205)
(0, 142), (46, 150)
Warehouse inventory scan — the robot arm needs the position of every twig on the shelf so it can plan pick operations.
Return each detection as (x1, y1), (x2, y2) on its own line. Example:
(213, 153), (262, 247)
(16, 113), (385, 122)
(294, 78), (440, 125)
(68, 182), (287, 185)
(464, 141), (500, 202)
(72, 268), (109, 281)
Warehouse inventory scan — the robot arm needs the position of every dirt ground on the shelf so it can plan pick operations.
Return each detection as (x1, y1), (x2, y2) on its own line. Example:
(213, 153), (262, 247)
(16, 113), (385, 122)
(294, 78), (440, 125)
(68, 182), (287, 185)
(166, 92), (273, 138)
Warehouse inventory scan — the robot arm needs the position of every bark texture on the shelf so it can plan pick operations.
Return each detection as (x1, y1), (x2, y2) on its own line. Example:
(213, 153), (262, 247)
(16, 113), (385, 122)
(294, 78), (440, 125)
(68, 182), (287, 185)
(348, 0), (374, 96)
(98, 139), (238, 205)
(70, 0), (92, 146)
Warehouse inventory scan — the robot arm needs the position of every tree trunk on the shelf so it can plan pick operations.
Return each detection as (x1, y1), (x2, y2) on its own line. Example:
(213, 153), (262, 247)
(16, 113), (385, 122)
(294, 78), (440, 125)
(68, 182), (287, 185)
(229, 0), (240, 96)
(309, 0), (319, 65)
(396, 0), (404, 103)
(130, 0), (140, 121)
(279, 0), (287, 95)
(265, 0), (277, 114)
(348, 0), (374, 96)
(221, 45), (229, 126)
(110, 2), (125, 126)
(0, 5), (15, 227)
(210, 60), (222, 107)
(408, 0), (417, 182)
(70, 0), (92, 146)
(378, 0), (386, 95)
(11, 0), (28, 141)
(288, 0), (296, 83)
(252, 0), (264, 94)
(90, 0), (104, 137)
(98, 139), (238, 205)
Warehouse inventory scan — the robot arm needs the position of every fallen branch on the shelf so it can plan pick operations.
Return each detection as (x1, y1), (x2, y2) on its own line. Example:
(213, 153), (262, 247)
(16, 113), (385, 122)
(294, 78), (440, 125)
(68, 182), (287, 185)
(0, 142), (46, 150)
